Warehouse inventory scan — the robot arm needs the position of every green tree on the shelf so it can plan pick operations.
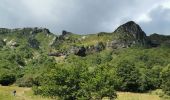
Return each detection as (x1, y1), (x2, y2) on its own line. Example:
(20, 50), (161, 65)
(33, 60), (117, 99)
(87, 65), (117, 99)
(0, 72), (16, 86)
(116, 60), (141, 92)
(139, 65), (162, 91)
(161, 64), (170, 95)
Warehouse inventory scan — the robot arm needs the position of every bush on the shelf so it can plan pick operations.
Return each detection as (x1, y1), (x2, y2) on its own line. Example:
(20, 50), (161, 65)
(139, 66), (162, 91)
(0, 73), (16, 86)
(161, 64), (170, 95)
(116, 60), (141, 92)
(16, 75), (39, 87)
(33, 62), (117, 99)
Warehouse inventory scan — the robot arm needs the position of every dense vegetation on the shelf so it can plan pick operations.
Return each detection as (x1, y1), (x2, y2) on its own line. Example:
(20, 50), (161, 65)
(30, 47), (170, 99)
(1, 46), (170, 99)
(0, 21), (170, 99)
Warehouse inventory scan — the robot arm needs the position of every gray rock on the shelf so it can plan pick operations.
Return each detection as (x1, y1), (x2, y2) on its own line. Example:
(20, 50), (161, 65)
(113, 21), (149, 47)
(28, 38), (40, 49)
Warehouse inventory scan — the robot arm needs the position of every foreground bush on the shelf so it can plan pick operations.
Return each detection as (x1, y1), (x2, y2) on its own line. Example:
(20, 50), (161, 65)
(16, 76), (38, 87)
(161, 64), (170, 95)
(0, 72), (16, 86)
(33, 62), (117, 100)
(116, 60), (141, 92)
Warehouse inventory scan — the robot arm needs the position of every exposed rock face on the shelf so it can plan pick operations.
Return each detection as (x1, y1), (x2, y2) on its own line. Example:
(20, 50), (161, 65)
(113, 21), (148, 47)
(67, 43), (105, 57)
(62, 30), (71, 36)
(94, 42), (105, 52)
(59, 30), (73, 40)
(76, 46), (86, 57)
(106, 40), (132, 49)
(114, 21), (146, 39)
(148, 33), (170, 47)
(68, 46), (86, 56)
(28, 38), (40, 49)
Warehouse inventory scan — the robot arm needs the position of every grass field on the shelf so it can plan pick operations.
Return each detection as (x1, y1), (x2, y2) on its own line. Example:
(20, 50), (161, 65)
(0, 86), (169, 100)
(115, 92), (161, 100)
(0, 86), (51, 100)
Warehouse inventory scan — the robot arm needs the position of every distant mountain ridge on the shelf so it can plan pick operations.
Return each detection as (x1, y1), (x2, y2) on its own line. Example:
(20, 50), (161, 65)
(0, 21), (170, 57)
(0, 27), (51, 35)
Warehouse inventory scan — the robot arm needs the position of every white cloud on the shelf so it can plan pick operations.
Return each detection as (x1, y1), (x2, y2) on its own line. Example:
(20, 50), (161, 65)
(139, 5), (170, 35)
(135, 14), (152, 23)
(161, 0), (170, 9)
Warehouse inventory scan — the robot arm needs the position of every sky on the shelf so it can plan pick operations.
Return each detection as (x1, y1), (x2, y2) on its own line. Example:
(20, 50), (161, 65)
(0, 0), (170, 35)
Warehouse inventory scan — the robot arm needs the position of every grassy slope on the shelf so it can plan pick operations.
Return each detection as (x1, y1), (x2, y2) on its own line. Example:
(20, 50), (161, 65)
(0, 86), (52, 100)
(115, 92), (161, 100)
(0, 86), (167, 100)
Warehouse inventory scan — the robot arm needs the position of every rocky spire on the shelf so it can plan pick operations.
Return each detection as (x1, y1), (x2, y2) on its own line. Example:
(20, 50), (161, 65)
(114, 21), (148, 46)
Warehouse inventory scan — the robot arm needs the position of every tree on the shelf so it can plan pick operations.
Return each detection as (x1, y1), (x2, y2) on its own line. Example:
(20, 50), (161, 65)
(161, 64), (170, 95)
(33, 63), (91, 99)
(0, 72), (16, 86)
(116, 60), (141, 92)
(87, 65), (117, 99)
(33, 60), (117, 99)
(139, 65), (162, 91)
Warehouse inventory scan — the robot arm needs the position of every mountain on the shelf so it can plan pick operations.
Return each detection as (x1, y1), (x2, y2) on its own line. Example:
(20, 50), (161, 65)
(114, 21), (148, 46)
(0, 27), (55, 50)
(1, 21), (170, 99)
(0, 21), (169, 58)
(0, 21), (170, 90)
(50, 21), (153, 56)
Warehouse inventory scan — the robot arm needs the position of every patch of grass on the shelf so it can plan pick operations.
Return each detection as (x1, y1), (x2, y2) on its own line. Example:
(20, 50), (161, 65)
(0, 86), (169, 100)
(115, 92), (161, 100)
(0, 85), (52, 100)
(150, 89), (170, 100)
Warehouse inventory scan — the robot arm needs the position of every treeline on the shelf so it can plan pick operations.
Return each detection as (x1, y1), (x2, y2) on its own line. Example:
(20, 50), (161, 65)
(1, 47), (170, 99)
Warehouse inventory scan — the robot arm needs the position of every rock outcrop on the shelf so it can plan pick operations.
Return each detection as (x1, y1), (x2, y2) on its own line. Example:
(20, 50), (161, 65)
(28, 38), (40, 49)
(112, 21), (148, 48)
(114, 21), (146, 39)
(1, 21), (168, 58)
(148, 33), (170, 47)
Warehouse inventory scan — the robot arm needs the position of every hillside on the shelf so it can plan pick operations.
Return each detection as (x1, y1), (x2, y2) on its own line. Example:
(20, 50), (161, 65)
(0, 21), (170, 99)
(0, 21), (169, 58)
(0, 86), (164, 100)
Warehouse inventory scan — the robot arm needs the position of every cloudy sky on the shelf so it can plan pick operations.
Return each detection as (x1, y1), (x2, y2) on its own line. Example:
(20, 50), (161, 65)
(0, 0), (170, 35)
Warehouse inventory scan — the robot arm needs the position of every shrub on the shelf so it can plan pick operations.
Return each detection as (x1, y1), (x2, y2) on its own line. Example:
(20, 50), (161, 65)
(161, 64), (170, 95)
(116, 60), (141, 92)
(33, 62), (117, 99)
(16, 75), (39, 87)
(0, 73), (16, 86)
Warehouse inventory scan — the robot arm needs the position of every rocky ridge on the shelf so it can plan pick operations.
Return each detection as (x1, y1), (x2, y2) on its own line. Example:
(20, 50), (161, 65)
(0, 21), (169, 57)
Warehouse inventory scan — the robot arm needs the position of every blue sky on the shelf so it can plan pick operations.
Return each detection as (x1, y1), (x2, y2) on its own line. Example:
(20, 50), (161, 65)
(0, 0), (170, 35)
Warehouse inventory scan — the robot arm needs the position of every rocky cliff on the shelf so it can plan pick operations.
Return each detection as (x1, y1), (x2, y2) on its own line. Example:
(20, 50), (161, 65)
(113, 21), (148, 47)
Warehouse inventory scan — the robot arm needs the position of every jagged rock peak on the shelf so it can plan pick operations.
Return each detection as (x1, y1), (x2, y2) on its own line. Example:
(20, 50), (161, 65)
(114, 21), (147, 40)
(62, 30), (72, 36)
(114, 21), (145, 34)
